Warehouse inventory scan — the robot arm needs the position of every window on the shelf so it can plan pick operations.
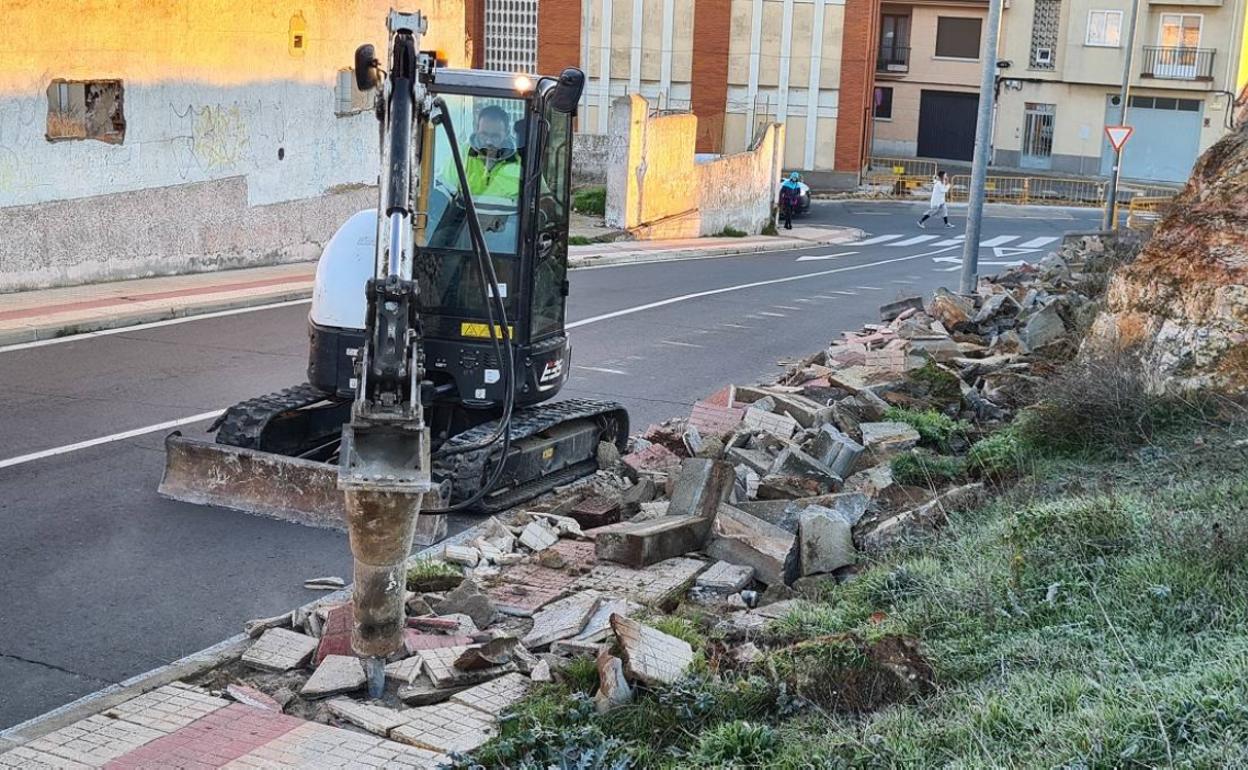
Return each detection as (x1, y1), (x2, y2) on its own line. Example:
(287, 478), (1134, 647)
(1086, 10), (1123, 47)
(334, 69), (372, 116)
(1159, 13), (1202, 49)
(45, 79), (125, 144)
(1030, 0), (1061, 69)
(935, 17), (983, 59)
(531, 106), (572, 339)
(874, 87), (894, 120)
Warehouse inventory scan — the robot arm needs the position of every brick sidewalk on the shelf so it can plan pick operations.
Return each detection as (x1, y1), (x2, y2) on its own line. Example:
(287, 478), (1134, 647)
(0, 684), (446, 769)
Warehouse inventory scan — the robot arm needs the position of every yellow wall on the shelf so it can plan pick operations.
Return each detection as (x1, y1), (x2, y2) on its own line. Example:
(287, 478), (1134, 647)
(0, 0), (470, 94)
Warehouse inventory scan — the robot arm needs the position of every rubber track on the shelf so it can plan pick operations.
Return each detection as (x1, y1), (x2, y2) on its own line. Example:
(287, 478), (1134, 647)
(212, 383), (335, 449)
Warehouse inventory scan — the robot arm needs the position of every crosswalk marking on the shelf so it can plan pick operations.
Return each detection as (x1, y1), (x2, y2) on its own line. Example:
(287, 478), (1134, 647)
(979, 235), (1019, 247)
(851, 234), (905, 245)
(891, 234), (940, 247)
(846, 233), (1057, 249)
(1018, 236), (1059, 248)
(934, 235), (965, 246)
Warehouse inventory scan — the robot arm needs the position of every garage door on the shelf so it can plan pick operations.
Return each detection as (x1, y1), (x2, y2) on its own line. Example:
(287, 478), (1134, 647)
(917, 90), (979, 162)
(1101, 95), (1203, 183)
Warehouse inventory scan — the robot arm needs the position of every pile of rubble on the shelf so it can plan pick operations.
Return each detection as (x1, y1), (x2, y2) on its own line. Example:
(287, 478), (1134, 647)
(206, 238), (1098, 759)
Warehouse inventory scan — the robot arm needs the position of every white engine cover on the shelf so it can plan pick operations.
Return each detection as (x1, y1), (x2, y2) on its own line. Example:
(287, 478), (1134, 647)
(309, 209), (377, 331)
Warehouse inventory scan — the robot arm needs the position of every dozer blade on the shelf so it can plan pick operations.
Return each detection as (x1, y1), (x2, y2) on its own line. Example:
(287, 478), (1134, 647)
(158, 433), (346, 528)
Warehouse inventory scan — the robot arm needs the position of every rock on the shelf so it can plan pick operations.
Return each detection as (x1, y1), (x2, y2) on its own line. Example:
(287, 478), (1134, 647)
(433, 580), (497, 629)
(726, 593), (750, 611)
(860, 422), (921, 455)
(443, 544), (481, 568)
(989, 329), (1028, 355)
(799, 508), (856, 576)
(736, 493), (868, 532)
(858, 483), (985, 553)
(880, 296), (925, 322)
(519, 519), (560, 551)
(758, 582), (796, 605)
(729, 642), (764, 666)
(301, 655), (366, 698)
(928, 288), (974, 328)
(843, 462), (894, 499)
(973, 291), (1020, 325)
(806, 424), (865, 478)
(595, 514), (713, 568)
(594, 650), (634, 713)
(597, 440), (623, 468)
(537, 549), (568, 569)
(225, 683), (282, 711)
(610, 614), (695, 686)
(706, 504), (798, 586)
(1021, 301), (1066, 349)
(531, 659), (553, 682)
(242, 628), (319, 673)
(303, 576), (346, 590)
(695, 560), (755, 593)
(668, 458), (737, 518)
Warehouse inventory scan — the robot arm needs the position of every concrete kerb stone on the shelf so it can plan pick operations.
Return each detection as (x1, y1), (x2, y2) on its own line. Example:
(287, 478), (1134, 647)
(0, 517), (494, 751)
(566, 226), (862, 271)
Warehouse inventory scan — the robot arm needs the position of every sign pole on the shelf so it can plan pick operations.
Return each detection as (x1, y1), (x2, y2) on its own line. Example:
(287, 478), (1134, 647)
(959, 0), (1005, 295)
(1103, 0), (1141, 229)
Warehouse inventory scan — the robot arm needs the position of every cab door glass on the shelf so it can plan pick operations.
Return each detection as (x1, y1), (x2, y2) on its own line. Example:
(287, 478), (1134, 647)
(531, 107), (571, 339)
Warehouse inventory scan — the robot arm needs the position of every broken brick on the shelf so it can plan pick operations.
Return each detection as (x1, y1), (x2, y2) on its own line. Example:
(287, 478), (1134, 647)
(568, 495), (622, 529)
(688, 400), (747, 436)
(622, 443), (682, 474)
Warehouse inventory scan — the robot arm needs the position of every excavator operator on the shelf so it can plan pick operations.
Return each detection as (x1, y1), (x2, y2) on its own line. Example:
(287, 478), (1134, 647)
(459, 104), (521, 201)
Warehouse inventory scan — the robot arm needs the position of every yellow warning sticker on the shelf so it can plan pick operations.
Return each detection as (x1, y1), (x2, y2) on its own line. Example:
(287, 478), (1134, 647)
(460, 322), (514, 339)
(542, 447), (555, 461)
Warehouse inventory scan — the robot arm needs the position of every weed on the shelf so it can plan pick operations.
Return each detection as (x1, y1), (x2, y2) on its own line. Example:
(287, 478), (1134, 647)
(572, 186), (606, 216)
(689, 721), (778, 767)
(891, 450), (965, 487)
(715, 226), (747, 238)
(884, 406), (970, 452)
(965, 427), (1029, 480)
(761, 220), (779, 236)
(568, 235), (594, 246)
(404, 559), (462, 592)
(563, 655), (600, 694)
(909, 360), (964, 407)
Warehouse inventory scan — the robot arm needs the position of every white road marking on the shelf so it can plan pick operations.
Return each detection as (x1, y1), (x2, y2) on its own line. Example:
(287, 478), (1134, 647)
(0, 299), (313, 354)
(576, 365), (629, 375)
(855, 286), (883, 291)
(795, 250), (859, 262)
(849, 234), (904, 245)
(773, 305), (802, 310)
(825, 291), (857, 296)
(934, 236), (965, 246)
(720, 323), (752, 329)
(1018, 236), (1058, 249)
(0, 410), (224, 470)
(793, 298), (815, 303)
(757, 311), (788, 317)
(891, 235), (939, 247)
(660, 339), (704, 348)
(9, 244), (964, 470)
(979, 235), (1019, 247)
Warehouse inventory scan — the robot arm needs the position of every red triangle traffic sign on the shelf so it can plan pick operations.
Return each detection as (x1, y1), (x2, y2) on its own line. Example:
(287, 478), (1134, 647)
(1105, 125), (1133, 152)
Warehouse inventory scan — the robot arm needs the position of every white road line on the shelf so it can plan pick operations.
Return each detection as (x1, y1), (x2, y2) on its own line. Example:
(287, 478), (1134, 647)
(825, 291), (857, 296)
(772, 305), (802, 310)
(849, 234), (903, 246)
(980, 235), (1019, 247)
(0, 410), (224, 470)
(8, 244), (962, 470)
(0, 299), (313, 354)
(855, 286), (883, 291)
(934, 236), (965, 246)
(720, 323), (752, 329)
(659, 339), (703, 348)
(1018, 236), (1059, 248)
(757, 311), (787, 317)
(891, 235), (939, 247)
(793, 298), (815, 303)
(795, 250), (859, 262)
(575, 365), (629, 375)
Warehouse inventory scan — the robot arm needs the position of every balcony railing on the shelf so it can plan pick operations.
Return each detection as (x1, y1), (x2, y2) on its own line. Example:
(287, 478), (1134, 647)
(877, 45), (911, 73)
(1140, 46), (1215, 81)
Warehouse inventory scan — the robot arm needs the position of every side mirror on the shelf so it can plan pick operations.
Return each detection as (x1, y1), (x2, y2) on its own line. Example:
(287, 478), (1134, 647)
(549, 68), (585, 114)
(355, 44), (381, 90)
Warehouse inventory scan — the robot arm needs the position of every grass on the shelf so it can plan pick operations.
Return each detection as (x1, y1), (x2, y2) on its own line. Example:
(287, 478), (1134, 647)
(467, 407), (1248, 767)
(890, 449), (965, 487)
(404, 559), (462, 592)
(715, 226), (748, 238)
(568, 235), (594, 246)
(572, 186), (606, 216)
(884, 406), (971, 452)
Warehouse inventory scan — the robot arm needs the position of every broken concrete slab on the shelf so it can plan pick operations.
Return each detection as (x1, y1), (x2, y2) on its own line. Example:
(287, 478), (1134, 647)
(385, 655), (426, 685)
(860, 422), (921, 454)
(443, 544), (480, 568)
(574, 595), (644, 642)
(928, 288), (974, 328)
(522, 592), (600, 649)
(668, 458), (736, 518)
(397, 674), (471, 706)
(225, 683), (281, 712)
(695, 561), (755, 593)
(1022, 301), (1066, 348)
(880, 296), (925, 323)
(304, 576), (346, 590)
(610, 614), (695, 686)
(327, 698), (407, 737)
(858, 482), (985, 553)
(799, 508), (856, 576)
(314, 603), (352, 666)
(242, 628), (319, 673)
(531, 659), (553, 682)
(807, 424), (865, 479)
(243, 612), (292, 639)
(736, 493), (870, 532)
(519, 519), (560, 551)
(594, 514), (713, 568)
(450, 672), (532, 717)
(726, 447), (774, 476)
(742, 407), (799, 438)
(594, 650), (634, 713)
(434, 580), (497, 629)
(768, 447), (841, 492)
(391, 701), (498, 755)
(301, 655), (366, 699)
(422, 645), (518, 689)
(843, 463), (895, 499)
(705, 504), (798, 587)
(572, 557), (706, 608)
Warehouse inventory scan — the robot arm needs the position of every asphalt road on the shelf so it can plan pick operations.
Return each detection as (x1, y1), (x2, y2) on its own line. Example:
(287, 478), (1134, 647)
(0, 200), (1101, 728)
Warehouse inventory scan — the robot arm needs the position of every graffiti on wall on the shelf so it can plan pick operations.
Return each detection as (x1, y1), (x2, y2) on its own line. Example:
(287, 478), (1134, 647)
(191, 103), (249, 170)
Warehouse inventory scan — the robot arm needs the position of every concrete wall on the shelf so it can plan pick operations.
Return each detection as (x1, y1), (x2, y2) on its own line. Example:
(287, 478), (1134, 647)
(572, 132), (612, 186)
(0, 0), (472, 291)
(605, 95), (784, 238)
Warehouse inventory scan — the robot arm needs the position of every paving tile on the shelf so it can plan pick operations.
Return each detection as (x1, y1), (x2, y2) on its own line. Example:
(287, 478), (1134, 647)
(449, 672), (532, 717)
(390, 702), (497, 755)
(315, 603), (353, 665)
(420, 646), (517, 688)
(229, 720), (446, 769)
(22, 714), (167, 766)
(521, 591), (600, 649)
(327, 698), (408, 737)
(0, 746), (92, 769)
(242, 628), (319, 672)
(386, 655), (426, 685)
(574, 595), (645, 642)
(695, 560), (755, 593)
(301, 655), (366, 698)
(573, 557), (706, 607)
(611, 615), (695, 686)
(101, 684), (230, 732)
(404, 629), (474, 654)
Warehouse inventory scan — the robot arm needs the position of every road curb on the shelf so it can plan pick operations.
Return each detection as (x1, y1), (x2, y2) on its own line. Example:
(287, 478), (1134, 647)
(0, 520), (489, 746)
(0, 228), (862, 348)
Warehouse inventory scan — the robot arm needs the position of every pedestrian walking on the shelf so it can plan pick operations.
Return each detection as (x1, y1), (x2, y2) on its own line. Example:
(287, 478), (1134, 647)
(778, 172), (802, 230)
(917, 171), (955, 229)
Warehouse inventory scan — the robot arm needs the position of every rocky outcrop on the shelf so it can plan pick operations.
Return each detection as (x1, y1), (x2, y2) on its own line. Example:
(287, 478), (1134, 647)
(1089, 122), (1248, 393)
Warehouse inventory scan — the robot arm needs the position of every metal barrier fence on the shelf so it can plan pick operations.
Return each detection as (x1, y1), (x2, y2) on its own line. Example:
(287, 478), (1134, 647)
(1126, 196), (1172, 229)
(866, 156), (937, 178)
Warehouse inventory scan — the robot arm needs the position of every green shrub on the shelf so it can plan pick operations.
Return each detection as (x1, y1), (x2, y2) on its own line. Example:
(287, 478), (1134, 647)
(568, 235), (594, 246)
(910, 360), (965, 407)
(884, 406), (970, 452)
(690, 721), (778, 767)
(716, 226), (747, 238)
(572, 186), (606, 216)
(891, 450), (966, 487)
(966, 428), (1028, 480)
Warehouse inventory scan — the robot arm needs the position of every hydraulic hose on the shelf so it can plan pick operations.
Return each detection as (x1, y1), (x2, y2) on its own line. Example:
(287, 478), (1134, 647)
(422, 97), (517, 513)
